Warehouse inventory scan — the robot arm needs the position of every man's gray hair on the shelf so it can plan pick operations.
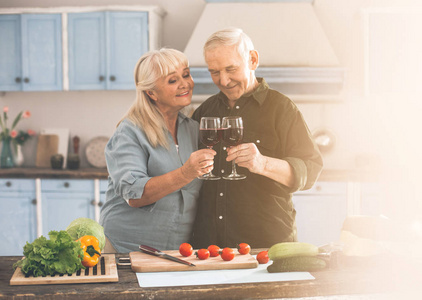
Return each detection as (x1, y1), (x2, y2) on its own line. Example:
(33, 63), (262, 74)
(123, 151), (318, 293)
(203, 27), (255, 62)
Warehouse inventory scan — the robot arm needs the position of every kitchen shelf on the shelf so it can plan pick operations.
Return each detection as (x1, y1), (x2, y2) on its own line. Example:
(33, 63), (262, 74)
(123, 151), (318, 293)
(0, 167), (108, 179)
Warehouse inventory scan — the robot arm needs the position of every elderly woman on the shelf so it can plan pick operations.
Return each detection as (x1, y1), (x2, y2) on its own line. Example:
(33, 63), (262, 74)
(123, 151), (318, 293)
(100, 48), (216, 253)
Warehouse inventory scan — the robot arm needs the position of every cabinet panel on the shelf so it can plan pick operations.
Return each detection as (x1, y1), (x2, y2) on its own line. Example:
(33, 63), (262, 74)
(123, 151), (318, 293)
(21, 14), (62, 91)
(68, 11), (148, 90)
(41, 179), (96, 236)
(0, 14), (62, 91)
(68, 12), (106, 90)
(41, 192), (95, 237)
(293, 182), (347, 246)
(0, 179), (36, 256)
(107, 11), (148, 90)
(0, 15), (21, 91)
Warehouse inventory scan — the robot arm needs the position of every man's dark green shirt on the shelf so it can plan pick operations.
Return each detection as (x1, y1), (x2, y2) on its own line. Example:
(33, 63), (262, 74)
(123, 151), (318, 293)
(191, 78), (323, 248)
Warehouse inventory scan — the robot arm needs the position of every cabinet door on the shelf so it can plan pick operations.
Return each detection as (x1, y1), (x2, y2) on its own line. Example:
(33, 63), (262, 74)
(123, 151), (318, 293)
(107, 11), (148, 90)
(0, 14), (21, 91)
(68, 11), (149, 90)
(21, 14), (62, 91)
(41, 179), (96, 237)
(293, 182), (347, 246)
(0, 179), (36, 256)
(68, 12), (106, 90)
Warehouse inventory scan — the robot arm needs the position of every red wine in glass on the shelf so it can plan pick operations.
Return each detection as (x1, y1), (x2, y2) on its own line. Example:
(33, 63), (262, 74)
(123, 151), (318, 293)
(221, 116), (246, 180)
(198, 117), (221, 180)
(200, 128), (221, 147)
(222, 127), (243, 146)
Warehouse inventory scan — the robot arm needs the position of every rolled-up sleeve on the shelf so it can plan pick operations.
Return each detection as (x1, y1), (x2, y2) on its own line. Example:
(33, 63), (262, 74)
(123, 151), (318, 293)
(105, 123), (152, 203)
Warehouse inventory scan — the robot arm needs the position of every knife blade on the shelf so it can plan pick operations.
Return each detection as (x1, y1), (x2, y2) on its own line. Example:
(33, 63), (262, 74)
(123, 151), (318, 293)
(139, 245), (196, 267)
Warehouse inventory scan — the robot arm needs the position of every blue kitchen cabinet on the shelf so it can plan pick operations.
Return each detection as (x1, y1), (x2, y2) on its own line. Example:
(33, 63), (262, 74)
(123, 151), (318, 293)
(292, 182), (348, 246)
(68, 11), (148, 90)
(40, 179), (96, 237)
(0, 14), (62, 91)
(0, 179), (37, 256)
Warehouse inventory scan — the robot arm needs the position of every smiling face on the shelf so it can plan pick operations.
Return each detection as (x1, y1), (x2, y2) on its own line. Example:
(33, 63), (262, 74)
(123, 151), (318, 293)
(147, 66), (194, 114)
(205, 44), (259, 105)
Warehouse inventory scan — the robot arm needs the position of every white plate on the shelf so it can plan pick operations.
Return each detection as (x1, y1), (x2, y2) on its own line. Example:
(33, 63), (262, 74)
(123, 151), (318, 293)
(85, 136), (109, 168)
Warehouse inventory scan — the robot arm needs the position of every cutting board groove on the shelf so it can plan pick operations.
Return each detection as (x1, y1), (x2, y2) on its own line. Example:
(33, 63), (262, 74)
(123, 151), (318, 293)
(130, 249), (259, 273)
(10, 254), (118, 285)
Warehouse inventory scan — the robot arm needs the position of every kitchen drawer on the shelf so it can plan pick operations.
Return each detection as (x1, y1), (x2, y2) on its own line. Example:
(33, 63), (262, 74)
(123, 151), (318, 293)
(295, 181), (347, 196)
(0, 179), (35, 193)
(41, 179), (94, 192)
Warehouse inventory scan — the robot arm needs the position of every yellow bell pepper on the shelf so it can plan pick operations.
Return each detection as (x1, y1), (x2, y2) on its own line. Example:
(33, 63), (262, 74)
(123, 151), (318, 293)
(77, 235), (101, 268)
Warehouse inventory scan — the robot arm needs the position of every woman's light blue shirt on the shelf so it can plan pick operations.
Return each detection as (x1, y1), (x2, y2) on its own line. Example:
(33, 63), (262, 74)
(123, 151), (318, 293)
(99, 113), (202, 252)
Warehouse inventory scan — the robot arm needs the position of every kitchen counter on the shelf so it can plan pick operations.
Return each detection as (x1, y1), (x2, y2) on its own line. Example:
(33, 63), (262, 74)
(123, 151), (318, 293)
(0, 168), (379, 182)
(0, 252), (420, 299)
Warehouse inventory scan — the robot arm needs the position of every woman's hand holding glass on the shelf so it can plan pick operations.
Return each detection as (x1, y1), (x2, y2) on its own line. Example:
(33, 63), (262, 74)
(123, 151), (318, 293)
(181, 148), (216, 180)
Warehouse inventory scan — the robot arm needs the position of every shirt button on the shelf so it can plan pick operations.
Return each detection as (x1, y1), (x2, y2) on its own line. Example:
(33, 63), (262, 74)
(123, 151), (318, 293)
(219, 216), (223, 220)
(219, 193), (224, 196)
(227, 106), (230, 110)
(221, 169), (225, 174)
(256, 140), (261, 144)
(223, 146), (226, 150)
(235, 105), (240, 109)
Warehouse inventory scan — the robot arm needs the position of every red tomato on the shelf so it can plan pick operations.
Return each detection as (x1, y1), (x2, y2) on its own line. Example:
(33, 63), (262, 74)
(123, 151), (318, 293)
(195, 249), (210, 260)
(207, 245), (221, 257)
(220, 247), (235, 261)
(256, 251), (269, 264)
(237, 243), (251, 255)
(179, 243), (193, 257)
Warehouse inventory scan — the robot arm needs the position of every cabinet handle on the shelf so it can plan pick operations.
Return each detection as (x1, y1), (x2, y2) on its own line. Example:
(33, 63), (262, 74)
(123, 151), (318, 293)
(98, 202), (104, 207)
(6, 181), (12, 187)
(31, 199), (37, 205)
(90, 199), (96, 206)
(110, 75), (116, 82)
(99, 75), (105, 82)
(23, 77), (30, 83)
(15, 77), (22, 83)
(64, 182), (70, 188)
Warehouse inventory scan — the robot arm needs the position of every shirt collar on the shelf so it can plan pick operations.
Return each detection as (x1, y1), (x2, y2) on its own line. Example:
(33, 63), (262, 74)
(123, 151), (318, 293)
(217, 77), (269, 107)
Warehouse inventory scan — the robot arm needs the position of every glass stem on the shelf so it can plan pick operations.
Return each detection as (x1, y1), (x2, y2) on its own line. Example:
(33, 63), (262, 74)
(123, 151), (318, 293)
(231, 160), (238, 176)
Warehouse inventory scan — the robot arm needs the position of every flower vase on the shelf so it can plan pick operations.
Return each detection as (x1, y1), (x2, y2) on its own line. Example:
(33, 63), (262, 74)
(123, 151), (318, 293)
(14, 144), (24, 167)
(1, 138), (14, 168)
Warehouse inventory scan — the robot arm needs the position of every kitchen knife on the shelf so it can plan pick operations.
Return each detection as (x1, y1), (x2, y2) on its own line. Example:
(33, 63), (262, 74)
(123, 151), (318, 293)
(139, 245), (196, 267)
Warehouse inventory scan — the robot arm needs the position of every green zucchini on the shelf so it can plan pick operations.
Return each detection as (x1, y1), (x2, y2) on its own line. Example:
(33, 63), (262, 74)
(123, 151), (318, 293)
(268, 242), (319, 260)
(267, 256), (327, 273)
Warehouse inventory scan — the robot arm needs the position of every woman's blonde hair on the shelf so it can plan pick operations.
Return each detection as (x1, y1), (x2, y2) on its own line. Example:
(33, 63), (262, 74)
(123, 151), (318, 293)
(118, 48), (189, 148)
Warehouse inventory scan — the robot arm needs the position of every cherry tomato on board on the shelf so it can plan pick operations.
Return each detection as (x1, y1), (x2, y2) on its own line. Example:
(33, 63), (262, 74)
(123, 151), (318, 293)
(237, 243), (251, 255)
(256, 251), (269, 264)
(179, 243), (193, 257)
(207, 245), (221, 257)
(220, 247), (235, 261)
(195, 249), (210, 260)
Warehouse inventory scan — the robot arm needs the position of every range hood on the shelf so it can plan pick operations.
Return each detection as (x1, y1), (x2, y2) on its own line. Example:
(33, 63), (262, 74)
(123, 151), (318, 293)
(184, 1), (345, 101)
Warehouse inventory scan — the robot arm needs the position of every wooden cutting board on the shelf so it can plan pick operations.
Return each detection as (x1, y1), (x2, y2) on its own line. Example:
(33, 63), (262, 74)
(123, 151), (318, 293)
(35, 134), (59, 168)
(10, 254), (118, 285)
(129, 249), (259, 273)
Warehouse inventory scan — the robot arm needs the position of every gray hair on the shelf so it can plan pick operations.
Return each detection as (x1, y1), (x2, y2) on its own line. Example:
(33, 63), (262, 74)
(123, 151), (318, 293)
(203, 27), (255, 62)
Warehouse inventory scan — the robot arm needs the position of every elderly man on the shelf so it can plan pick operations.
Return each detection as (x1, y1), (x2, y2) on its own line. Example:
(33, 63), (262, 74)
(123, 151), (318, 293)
(191, 28), (323, 248)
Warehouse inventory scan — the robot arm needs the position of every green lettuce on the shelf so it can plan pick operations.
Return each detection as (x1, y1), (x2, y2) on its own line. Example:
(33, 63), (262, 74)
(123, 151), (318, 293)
(13, 230), (84, 277)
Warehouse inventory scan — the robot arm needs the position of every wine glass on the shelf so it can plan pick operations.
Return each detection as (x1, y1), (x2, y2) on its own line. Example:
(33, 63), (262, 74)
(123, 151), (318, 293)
(222, 116), (246, 180)
(198, 117), (221, 180)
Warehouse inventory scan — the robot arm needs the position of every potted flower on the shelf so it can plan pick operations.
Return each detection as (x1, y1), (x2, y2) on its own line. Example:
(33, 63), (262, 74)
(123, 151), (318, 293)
(0, 106), (34, 168)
